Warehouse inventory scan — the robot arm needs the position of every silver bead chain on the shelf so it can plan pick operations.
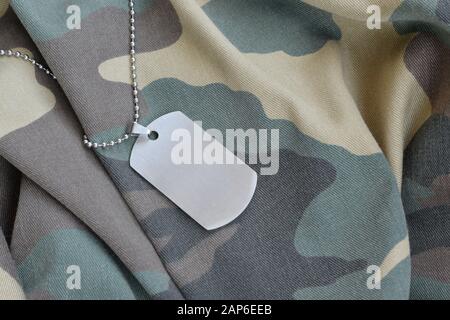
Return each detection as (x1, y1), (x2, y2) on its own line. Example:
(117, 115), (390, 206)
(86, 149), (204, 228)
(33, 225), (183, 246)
(0, 49), (57, 79)
(0, 0), (140, 149)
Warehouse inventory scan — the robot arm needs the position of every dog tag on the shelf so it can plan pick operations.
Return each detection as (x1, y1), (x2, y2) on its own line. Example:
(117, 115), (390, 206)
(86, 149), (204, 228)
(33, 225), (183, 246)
(130, 111), (257, 230)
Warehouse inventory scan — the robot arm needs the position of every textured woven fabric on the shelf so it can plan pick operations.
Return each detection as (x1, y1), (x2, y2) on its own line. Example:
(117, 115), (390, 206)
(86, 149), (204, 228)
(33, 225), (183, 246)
(0, 0), (448, 300)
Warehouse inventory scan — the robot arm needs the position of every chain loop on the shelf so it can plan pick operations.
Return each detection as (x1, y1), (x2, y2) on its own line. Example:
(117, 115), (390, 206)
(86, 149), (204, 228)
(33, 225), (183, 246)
(0, 0), (139, 149)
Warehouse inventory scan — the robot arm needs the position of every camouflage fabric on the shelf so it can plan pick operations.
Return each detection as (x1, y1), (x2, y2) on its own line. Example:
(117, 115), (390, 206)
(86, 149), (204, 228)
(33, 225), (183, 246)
(0, 0), (448, 300)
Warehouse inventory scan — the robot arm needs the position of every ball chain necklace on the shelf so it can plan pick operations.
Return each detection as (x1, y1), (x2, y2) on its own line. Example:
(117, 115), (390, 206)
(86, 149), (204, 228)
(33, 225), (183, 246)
(1, 0), (142, 149)
(0, 0), (257, 231)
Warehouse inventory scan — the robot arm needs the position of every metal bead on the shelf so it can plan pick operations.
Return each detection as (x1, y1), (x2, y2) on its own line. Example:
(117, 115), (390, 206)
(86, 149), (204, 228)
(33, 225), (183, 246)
(130, 9), (135, 15)
(130, 26), (135, 32)
(83, 139), (89, 144)
(15, 51), (21, 57)
(110, 141), (115, 146)
(0, 49), (5, 55)
(87, 142), (93, 148)
(23, 54), (29, 60)
(93, 143), (98, 148)
(130, 41), (135, 47)
(134, 114), (139, 119)
(124, 134), (129, 139)
(134, 97), (139, 104)
(130, 18), (135, 23)
(130, 49), (135, 55)
(117, 138), (122, 144)
(6, 50), (12, 56)
(134, 105), (140, 111)
(133, 89), (138, 95)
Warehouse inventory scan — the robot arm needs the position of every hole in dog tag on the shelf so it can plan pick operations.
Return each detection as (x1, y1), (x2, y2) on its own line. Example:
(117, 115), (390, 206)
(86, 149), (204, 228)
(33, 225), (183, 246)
(130, 111), (257, 230)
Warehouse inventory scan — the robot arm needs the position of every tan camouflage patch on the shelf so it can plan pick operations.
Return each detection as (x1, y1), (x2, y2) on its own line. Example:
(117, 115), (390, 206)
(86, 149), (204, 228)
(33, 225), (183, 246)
(380, 236), (410, 281)
(0, 48), (55, 139)
(196, 0), (211, 6)
(0, 0), (8, 17)
(0, 267), (25, 300)
(333, 15), (432, 185)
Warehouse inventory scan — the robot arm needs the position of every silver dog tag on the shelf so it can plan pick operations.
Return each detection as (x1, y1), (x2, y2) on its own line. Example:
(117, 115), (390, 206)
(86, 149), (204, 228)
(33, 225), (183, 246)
(130, 112), (257, 230)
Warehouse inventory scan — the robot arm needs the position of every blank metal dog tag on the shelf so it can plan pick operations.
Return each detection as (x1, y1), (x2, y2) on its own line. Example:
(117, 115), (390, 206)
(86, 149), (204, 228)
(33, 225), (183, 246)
(130, 111), (257, 230)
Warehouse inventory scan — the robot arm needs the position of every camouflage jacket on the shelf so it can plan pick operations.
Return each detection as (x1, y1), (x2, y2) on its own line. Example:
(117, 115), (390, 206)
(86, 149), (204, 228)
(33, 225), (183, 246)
(0, 0), (449, 300)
